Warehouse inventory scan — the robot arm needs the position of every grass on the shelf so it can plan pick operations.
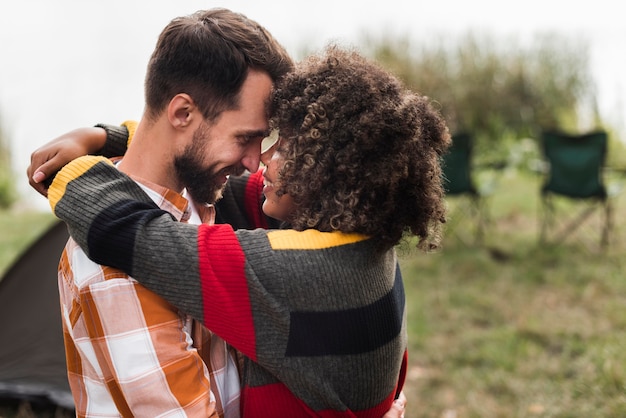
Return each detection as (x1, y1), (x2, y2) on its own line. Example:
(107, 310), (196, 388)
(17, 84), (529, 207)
(1, 170), (625, 417)
(399, 170), (626, 417)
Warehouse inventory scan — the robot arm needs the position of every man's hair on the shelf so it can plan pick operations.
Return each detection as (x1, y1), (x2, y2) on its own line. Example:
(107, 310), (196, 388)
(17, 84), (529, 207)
(270, 45), (451, 251)
(144, 8), (294, 121)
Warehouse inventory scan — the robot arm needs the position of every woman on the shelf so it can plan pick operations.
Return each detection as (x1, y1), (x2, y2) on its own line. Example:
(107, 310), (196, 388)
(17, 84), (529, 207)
(44, 45), (450, 417)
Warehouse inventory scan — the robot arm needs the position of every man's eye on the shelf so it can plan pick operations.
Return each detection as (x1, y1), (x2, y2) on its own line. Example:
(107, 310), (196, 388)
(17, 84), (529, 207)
(240, 135), (265, 145)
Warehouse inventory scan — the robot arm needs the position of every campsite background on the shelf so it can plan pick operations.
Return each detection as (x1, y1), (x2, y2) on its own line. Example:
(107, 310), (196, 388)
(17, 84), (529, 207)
(2, 1), (626, 417)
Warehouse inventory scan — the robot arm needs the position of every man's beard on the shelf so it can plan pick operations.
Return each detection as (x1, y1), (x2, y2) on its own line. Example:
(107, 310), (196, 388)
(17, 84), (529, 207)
(174, 124), (243, 205)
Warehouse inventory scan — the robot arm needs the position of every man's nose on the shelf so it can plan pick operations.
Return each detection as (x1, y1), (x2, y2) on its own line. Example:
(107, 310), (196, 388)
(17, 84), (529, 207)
(242, 148), (261, 173)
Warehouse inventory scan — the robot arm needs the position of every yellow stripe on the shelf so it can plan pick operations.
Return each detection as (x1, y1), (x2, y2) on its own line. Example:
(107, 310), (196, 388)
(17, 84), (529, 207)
(267, 229), (369, 250)
(121, 120), (138, 148)
(48, 156), (113, 213)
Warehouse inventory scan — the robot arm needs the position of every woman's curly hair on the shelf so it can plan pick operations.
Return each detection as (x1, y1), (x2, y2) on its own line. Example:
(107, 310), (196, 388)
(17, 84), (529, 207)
(269, 45), (451, 251)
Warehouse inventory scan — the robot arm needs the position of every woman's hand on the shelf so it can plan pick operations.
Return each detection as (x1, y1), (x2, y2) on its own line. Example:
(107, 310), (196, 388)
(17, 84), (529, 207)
(382, 391), (407, 418)
(27, 127), (107, 197)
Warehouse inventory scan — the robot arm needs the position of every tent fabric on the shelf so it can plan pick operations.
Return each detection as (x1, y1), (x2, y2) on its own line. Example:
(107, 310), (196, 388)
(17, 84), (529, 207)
(0, 220), (74, 410)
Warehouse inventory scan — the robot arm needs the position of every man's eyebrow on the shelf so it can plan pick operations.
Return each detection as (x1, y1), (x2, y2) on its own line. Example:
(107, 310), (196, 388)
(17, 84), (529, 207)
(237, 128), (271, 139)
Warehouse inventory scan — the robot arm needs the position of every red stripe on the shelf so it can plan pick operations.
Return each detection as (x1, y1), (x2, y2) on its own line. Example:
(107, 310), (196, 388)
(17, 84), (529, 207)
(196, 224), (257, 360)
(396, 349), (408, 397)
(241, 383), (398, 418)
(244, 170), (268, 229)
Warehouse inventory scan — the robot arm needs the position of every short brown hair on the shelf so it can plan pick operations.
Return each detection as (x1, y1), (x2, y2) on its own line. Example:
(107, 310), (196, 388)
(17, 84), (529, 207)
(144, 8), (293, 121)
(271, 45), (450, 251)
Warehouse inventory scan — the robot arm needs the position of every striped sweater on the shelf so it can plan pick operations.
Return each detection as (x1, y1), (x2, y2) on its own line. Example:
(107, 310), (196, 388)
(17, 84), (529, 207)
(49, 156), (408, 417)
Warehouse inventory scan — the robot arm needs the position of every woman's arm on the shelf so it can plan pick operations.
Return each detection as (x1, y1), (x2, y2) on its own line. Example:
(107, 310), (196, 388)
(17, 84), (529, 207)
(27, 123), (132, 196)
(49, 155), (224, 327)
(48, 155), (407, 416)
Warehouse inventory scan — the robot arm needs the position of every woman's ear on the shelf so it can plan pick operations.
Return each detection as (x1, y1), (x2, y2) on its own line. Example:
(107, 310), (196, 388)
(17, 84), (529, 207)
(168, 93), (197, 129)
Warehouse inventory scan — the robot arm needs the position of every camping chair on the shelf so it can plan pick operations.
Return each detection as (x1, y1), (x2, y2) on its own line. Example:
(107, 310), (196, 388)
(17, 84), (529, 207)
(442, 133), (491, 245)
(538, 130), (612, 250)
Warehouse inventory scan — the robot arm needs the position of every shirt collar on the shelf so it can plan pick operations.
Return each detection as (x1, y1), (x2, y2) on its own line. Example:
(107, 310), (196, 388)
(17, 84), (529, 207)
(128, 174), (191, 223)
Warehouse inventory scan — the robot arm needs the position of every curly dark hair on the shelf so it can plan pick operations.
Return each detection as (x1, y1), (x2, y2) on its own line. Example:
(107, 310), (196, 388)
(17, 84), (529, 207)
(269, 45), (451, 251)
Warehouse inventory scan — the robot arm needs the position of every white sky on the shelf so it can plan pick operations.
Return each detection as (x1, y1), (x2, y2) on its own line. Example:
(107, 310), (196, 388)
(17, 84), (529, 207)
(1, 0), (624, 210)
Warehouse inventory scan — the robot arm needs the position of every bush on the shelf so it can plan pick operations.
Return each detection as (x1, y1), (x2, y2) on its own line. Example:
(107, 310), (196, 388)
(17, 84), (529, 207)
(0, 169), (16, 209)
(0, 121), (17, 209)
(360, 31), (603, 171)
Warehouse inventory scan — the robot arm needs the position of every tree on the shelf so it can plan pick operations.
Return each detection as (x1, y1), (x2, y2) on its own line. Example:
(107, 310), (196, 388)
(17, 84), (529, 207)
(361, 31), (600, 167)
(0, 121), (17, 209)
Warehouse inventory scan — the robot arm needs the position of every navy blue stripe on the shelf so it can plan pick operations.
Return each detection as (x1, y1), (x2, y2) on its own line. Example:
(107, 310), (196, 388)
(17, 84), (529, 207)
(285, 265), (405, 356)
(88, 200), (169, 276)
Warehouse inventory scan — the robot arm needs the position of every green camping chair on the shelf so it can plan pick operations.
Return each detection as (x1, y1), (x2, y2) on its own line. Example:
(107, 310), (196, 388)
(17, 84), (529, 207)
(442, 133), (490, 245)
(539, 130), (612, 250)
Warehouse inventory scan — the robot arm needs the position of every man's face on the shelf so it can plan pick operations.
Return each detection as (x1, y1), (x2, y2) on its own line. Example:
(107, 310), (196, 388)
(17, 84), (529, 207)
(175, 70), (273, 205)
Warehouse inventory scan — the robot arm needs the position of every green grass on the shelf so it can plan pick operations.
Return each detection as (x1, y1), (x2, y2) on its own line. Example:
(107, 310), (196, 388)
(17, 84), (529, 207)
(1, 170), (625, 417)
(399, 170), (626, 417)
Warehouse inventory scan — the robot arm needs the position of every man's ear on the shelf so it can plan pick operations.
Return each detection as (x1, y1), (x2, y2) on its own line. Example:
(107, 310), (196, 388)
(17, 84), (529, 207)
(168, 94), (197, 129)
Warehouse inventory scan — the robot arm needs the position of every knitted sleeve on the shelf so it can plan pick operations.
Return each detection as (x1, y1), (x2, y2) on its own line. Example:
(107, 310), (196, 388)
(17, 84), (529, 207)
(48, 156), (207, 322)
(48, 155), (408, 414)
(48, 155), (258, 352)
(95, 124), (127, 158)
(94, 120), (138, 158)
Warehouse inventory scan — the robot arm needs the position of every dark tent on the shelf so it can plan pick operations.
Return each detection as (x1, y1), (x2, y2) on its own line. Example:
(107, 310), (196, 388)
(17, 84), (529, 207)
(0, 220), (74, 410)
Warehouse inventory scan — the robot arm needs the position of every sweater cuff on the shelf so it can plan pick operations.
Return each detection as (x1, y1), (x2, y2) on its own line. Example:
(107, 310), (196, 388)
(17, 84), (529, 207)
(48, 156), (114, 214)
(95, 123), (130, 158)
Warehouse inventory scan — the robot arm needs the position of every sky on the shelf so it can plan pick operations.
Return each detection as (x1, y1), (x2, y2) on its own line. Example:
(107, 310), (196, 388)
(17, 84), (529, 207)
(1, 0), (624, 210)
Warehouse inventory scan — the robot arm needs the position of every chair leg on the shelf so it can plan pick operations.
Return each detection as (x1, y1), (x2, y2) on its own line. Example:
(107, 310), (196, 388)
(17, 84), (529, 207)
(474, 195), (488, 245)
(552, 205), (598, 245)
(601, 200), (611, 249)
(539, 194), (552, 245)
(540, 193), (610, 250)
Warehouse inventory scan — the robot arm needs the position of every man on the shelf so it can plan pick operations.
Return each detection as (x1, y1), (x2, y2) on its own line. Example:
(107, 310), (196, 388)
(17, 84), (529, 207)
(47, 8), (293, 417)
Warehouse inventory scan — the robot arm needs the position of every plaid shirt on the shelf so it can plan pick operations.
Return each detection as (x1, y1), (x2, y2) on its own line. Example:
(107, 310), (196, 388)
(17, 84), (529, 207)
(57, 175), (241, 417)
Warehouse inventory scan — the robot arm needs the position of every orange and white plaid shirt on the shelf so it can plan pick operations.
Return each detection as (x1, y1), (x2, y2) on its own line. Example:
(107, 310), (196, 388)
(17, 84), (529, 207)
(57, 175), (241, 417)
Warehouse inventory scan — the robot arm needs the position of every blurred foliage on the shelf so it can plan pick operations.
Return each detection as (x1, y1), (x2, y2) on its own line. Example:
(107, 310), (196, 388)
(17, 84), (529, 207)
(359, 30), (626, 171)
(0, 122), (17, 209)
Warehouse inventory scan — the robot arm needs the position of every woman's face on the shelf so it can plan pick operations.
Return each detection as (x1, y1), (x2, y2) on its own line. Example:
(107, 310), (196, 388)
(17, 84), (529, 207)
(261, 140), (295, 221)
